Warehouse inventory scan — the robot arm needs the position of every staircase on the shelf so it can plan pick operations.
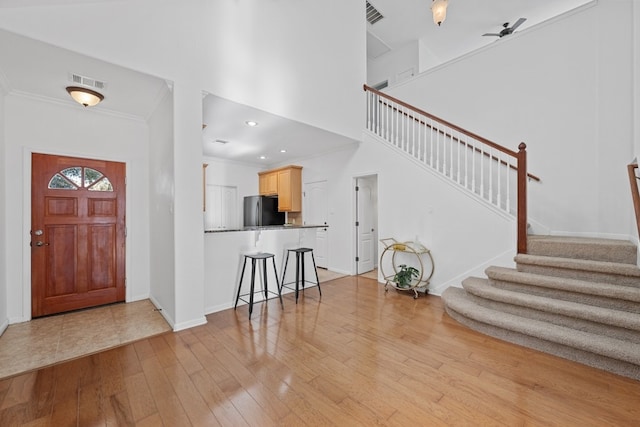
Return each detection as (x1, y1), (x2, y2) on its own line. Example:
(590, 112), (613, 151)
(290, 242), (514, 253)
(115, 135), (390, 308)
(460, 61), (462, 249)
(442, 235), (640, 380)
(363, 84), (531, 253)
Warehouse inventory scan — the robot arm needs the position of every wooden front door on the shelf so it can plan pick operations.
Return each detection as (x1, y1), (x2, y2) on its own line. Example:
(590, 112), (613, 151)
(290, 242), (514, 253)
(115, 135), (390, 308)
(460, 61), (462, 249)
(31, 153), (126, 317)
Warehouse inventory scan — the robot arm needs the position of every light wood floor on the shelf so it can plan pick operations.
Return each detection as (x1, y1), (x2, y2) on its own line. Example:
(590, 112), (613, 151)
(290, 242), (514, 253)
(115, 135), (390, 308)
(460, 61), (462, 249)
(1, 275), (640, 426)
(0, 299), (171, 380)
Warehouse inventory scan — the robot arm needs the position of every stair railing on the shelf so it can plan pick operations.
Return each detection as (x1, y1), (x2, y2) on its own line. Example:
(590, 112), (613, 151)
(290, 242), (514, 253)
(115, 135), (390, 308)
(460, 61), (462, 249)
(627, 163), (640, 238)
(364, 84), (533, 254)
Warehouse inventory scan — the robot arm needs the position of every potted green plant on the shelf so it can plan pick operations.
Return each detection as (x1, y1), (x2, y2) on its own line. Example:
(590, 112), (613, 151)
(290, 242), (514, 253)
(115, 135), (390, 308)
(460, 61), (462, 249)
(392, 264), (420, 288)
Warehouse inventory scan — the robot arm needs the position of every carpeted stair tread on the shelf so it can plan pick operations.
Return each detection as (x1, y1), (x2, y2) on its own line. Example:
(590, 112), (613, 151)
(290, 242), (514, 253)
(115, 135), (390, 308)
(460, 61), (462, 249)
(515, 253), (640, 287)
(527, 235), (637, 264)
(443, 235), (640, 380)
(462, 276), (640, 332)
(442, 287), (640, 366)
(486, 266), (640, 302)
(443, 289), (640, 381)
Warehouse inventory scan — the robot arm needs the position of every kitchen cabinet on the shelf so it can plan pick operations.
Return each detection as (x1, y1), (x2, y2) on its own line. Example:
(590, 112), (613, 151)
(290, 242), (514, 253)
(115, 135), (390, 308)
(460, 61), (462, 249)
(258, 165), (302, 212)
(259, 171), (278, 195)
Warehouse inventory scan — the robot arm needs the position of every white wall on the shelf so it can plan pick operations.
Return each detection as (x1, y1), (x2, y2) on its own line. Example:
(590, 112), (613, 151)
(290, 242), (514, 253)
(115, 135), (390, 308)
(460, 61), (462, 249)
(0, 88), (7, 333)
(636, 3), (640, 159)
(418, 38), (442, 74)
(367, 40), (419, 88)
(288, 133), (516, 292)
(289, 146), (359, 275)
(172, 83), (207, 331)
(148, 87), (175, 326)
(387, 0), (636, 240)
(0, 0), (365, 142)
(0, 0), (366, 329)
(203, 157), (262, 228)
(4, 94), (151, 322)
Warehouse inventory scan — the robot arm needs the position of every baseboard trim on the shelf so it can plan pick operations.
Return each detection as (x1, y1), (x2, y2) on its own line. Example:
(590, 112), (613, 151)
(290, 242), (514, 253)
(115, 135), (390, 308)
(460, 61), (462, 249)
(0, 318), (8, 337)
(173, 316), (207, 332)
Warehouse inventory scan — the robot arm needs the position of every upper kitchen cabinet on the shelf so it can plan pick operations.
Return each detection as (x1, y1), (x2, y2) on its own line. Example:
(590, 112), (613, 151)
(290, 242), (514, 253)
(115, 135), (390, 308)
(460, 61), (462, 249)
(258, 165), (302, 212)
(259, 171), (278, 195)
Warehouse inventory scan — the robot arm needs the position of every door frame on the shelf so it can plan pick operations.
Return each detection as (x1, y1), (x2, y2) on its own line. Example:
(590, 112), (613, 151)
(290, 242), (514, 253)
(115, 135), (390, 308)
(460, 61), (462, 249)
(22, 148), (131, 321)
(352, 173), (379, 276)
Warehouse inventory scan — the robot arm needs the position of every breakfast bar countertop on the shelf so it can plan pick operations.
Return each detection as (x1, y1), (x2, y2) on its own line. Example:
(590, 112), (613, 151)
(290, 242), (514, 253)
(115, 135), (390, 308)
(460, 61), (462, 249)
(205, 224), (327, 233)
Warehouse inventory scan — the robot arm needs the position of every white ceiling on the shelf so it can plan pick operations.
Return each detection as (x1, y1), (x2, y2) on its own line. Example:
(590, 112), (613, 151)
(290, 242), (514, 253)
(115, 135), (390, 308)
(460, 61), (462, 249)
(366, 0), (593, 63)
(0, 29), (169, 121)
(201, 94), (359, 166)
(0, 1), (594, 167)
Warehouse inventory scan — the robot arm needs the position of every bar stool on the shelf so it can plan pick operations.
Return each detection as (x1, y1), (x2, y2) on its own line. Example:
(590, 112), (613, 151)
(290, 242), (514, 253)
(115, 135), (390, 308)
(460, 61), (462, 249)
(234, 252), (283, 318)
(280, 247), (321, 303)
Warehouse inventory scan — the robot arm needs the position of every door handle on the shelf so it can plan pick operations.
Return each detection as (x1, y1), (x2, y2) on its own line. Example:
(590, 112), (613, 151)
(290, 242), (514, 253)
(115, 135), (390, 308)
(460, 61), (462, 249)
(31, 241), (50, 247)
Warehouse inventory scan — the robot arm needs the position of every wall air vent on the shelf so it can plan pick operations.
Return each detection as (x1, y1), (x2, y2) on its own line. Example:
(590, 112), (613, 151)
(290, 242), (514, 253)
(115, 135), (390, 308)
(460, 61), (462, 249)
(366, 1), (384, 25)
(69, 73), (107, 90)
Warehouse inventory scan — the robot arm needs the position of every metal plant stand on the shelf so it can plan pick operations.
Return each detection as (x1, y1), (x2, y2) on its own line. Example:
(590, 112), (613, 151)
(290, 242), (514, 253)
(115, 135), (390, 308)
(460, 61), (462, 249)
(379, 238), (434, 299)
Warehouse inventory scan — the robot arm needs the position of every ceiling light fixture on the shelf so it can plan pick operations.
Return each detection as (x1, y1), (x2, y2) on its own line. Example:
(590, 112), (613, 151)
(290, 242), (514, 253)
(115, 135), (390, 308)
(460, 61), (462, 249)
(280, 149), (287, 153)
(66, 86), (104, 107)
(431, 0), (448, 26)
(245, 120), (258, 127)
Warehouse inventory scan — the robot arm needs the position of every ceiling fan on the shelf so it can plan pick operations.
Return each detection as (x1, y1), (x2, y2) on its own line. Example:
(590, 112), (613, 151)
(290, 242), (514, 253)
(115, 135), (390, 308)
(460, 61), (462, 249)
(483, 18), (527, 38)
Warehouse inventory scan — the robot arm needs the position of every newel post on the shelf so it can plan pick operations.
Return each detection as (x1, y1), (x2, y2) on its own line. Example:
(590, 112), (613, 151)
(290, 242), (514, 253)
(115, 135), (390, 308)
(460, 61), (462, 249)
(517, 142), (528, 254)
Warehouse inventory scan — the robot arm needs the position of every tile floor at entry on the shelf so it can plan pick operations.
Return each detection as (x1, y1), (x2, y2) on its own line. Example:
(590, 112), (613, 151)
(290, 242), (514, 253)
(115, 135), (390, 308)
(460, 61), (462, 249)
(0, 299), (171, 380)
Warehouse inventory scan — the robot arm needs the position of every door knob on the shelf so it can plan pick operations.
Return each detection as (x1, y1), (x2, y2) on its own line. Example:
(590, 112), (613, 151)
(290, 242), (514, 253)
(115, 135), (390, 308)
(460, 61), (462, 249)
(31, 241), (50, 247)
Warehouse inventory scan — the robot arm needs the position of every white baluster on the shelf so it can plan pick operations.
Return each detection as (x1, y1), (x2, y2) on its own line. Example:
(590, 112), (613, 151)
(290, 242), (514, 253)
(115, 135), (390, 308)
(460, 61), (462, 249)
(456, 132), (461, 184)
(430, 120), (434, 167)
(412, 114), (415, 156)
(506, 155), (511, 214)
(464, 136), (469, 188)
(471, 138), (476, 193)
(489, 147), (495, 205)
(480, 145), (485, 199)
(497, 151), (502, 209)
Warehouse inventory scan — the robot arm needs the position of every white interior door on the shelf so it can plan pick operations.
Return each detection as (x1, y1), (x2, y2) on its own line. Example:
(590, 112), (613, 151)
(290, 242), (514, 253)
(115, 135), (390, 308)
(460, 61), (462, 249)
(304, 180), (328, 268)
(205, 185), (237, 230)
(357, 177), (377, 274)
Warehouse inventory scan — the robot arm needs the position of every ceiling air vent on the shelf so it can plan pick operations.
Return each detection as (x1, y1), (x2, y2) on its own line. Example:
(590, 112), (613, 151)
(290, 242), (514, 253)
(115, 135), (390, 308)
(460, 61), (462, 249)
(69, 73), (107, 90)
(366, 1), (384, 25)
(214, 139), (230, 145)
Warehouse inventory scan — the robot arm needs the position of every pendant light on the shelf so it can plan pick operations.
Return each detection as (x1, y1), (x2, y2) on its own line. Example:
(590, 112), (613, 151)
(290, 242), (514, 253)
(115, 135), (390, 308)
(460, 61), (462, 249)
(431, 0), (448, 26)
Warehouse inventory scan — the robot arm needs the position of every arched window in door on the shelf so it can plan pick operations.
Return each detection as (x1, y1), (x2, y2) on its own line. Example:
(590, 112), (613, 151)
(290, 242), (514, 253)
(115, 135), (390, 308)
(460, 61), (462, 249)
(47, 166), (114, 191)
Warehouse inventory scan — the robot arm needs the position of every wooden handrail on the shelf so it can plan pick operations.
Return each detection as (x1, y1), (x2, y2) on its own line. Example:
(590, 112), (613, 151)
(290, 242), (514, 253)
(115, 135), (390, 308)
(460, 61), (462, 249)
(377, 98), (541, 182)
(364, 84), (518, 157)
(364, 83), (530, 254)
(627, 163), (640, 238)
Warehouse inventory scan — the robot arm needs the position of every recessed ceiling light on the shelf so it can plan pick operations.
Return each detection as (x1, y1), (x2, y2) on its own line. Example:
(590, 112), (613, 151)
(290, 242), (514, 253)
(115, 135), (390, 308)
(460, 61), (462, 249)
(259, 155), (267, 160)
(280, 149), (287, 153)
(245, 120), (258, 127)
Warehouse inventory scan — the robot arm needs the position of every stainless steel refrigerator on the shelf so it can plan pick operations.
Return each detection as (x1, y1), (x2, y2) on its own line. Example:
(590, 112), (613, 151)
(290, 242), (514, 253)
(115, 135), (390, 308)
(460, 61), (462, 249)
(243, 195), (285, 226)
